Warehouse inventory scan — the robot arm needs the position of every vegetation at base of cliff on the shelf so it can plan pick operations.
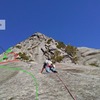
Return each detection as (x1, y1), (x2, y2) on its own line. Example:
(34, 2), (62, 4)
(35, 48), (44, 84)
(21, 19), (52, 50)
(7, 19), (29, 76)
(65, 44), (78, 63)
(18, 52), (29, 60)
(56, 41), (66, 49)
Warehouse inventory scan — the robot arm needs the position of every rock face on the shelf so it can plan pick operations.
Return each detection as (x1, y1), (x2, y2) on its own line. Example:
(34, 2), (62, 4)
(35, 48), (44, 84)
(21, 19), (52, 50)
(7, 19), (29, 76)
(0, 32), (100, 100)
(78, 47), (100, 67)
(0, 62), (100, 100)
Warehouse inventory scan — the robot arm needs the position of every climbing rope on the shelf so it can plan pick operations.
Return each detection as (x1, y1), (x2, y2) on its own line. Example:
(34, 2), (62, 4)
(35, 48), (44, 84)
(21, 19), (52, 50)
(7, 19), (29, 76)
(55, 73), (76, 100)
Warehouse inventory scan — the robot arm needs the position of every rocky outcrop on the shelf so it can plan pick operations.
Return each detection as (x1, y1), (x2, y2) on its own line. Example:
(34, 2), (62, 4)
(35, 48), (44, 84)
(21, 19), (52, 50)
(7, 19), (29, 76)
(78, 47), (100, 67)
(9, 32), (72, 64)
(0, 32), (100, 67)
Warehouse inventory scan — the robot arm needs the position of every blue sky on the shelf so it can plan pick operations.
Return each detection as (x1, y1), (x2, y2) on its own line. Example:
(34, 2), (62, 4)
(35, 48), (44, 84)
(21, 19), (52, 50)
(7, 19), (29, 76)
(0, 0), (100, 53)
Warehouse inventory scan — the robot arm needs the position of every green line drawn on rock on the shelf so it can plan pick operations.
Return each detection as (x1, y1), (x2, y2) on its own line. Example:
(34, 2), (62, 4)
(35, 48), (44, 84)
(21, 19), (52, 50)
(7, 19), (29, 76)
(0, 48), (12, 62)
(0, 65), (39, 100)
(5, 48), (12, 54)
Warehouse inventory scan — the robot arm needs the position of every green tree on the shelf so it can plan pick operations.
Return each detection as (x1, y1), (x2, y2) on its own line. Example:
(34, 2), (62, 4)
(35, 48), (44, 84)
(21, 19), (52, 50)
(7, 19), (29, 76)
(51, 50), (64, 62)
(47, 39), (52, 44)
(56, 41), (66, 49)
(65, 44), (78, 64)
(18, 52), (29, 60)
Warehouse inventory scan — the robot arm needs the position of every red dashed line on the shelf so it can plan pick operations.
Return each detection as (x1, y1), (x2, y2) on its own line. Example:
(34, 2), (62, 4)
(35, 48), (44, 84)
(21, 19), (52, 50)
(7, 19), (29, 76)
(0, 52), (20, 65)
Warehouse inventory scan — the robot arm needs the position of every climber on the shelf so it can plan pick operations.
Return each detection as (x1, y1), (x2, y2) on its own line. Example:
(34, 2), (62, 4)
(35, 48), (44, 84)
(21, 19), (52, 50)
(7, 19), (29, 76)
(50, 63), (58, 73)
(41, 58), (58, 73)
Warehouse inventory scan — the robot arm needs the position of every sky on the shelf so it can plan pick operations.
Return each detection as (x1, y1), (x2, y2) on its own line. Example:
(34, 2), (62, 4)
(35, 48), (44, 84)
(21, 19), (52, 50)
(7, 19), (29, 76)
(0, 0), (100, 53)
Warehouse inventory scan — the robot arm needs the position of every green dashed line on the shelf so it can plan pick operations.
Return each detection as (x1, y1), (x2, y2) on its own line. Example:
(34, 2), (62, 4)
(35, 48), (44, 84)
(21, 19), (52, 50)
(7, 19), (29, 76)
(0, 65), (39, 100)
(0, 48), (12, 62)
